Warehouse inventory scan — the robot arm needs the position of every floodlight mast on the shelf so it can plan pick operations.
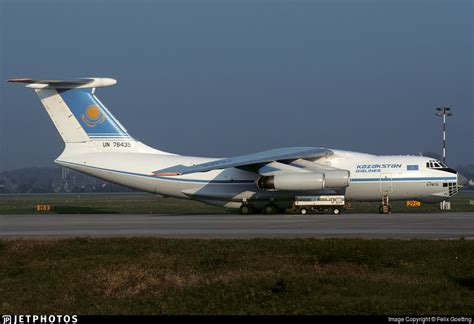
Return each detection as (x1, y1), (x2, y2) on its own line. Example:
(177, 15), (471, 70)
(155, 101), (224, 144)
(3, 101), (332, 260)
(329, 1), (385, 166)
(435, 107), (452, 164)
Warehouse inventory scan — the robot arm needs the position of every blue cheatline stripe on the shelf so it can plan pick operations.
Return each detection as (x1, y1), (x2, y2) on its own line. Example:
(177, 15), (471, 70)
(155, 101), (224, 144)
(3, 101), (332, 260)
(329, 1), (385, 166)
(91, 139), (134, 141)
(91, 133), (128, 137)
(56, 160), (255, 184)
(89, 135), (131, 137)
(351, 177), (457, 182)
(90, 138), (132, 140)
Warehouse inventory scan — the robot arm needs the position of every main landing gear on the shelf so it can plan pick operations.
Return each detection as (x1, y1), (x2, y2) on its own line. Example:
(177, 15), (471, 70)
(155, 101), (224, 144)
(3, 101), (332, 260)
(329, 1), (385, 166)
(263, 204), (279, 215)
(239, 204), (254, 215)
(239, 203), (283, 215)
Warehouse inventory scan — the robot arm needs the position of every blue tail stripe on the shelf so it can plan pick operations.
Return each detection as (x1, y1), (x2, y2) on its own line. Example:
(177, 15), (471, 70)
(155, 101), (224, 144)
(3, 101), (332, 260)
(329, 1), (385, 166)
(58, 89), (131, 138)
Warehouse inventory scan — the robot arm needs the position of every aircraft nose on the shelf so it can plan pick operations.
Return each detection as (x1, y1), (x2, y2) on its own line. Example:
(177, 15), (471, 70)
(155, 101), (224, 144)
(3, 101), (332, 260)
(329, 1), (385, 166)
(457, 173), (468, 187)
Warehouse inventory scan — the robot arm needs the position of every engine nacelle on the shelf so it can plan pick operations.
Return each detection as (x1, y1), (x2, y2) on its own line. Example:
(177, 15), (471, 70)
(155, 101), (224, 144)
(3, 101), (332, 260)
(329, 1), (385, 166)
(257, 172), (325, 191)
(256, 170), (350, 191)
(323, 170), (350, 188)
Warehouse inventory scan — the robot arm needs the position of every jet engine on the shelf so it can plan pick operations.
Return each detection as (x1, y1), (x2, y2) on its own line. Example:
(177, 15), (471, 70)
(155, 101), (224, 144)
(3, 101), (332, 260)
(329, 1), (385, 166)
(256, 170), (349, 191)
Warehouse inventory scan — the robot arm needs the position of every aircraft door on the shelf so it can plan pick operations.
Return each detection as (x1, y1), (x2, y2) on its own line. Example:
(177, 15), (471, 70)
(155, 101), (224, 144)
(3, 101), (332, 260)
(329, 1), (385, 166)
(380, 173), (393, 194)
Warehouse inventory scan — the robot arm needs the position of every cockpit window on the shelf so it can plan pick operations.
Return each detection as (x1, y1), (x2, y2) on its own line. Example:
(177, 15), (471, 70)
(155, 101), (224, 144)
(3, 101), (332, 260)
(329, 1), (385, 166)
(427, 160), (448, 170)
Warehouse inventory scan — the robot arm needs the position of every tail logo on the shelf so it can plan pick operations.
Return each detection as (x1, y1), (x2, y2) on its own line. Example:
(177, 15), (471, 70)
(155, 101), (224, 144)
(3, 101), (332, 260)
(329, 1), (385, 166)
(81, 105), (106, 127)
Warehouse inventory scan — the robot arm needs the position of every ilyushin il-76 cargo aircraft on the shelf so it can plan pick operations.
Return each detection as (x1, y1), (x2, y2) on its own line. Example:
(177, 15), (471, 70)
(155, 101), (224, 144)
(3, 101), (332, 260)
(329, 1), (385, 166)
(8, 77), (468, 214)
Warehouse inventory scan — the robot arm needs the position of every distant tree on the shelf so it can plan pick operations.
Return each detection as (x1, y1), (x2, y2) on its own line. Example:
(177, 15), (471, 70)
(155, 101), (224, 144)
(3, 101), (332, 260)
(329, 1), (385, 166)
(0, 167), (133, 193)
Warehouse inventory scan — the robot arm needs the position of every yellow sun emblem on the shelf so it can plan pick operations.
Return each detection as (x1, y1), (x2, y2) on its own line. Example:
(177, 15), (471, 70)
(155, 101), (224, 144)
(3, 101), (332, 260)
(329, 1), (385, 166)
(81, 105), (106, 127)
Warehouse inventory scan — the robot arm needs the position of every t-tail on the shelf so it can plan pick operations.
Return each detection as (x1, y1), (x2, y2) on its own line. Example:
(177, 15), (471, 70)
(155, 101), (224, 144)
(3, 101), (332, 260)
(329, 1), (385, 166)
(7, 77), (170, 156)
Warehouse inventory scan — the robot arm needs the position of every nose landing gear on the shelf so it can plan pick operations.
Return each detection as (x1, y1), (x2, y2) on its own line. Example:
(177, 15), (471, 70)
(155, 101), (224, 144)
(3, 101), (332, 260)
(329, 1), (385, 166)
(379, 192), (391, 214)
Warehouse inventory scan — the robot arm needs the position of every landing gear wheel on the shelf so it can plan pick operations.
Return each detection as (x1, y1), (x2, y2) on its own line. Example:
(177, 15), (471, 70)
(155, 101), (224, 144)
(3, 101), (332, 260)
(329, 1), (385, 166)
(264, 204), (278, 215)
(378, 205), (391, 214)
(378, 205), (384, 214)
(300, 208), (308, 215)
(333, 208), (341, 215)
(239, 204), (253, 215)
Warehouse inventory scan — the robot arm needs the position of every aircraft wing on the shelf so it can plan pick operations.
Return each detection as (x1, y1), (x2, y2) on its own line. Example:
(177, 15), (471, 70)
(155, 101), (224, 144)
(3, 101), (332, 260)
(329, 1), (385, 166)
(153, 147), (333, 176)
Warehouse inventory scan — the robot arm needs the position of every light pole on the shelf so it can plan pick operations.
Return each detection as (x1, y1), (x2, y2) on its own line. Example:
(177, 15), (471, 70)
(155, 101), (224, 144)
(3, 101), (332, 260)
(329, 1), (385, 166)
(435, 107), (452, 211)
(435, 107), (452, 164)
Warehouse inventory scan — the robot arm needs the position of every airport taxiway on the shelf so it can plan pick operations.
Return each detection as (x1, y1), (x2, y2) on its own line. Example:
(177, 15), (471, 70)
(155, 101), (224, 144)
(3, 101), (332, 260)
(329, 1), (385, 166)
(1, 212), (473, 239)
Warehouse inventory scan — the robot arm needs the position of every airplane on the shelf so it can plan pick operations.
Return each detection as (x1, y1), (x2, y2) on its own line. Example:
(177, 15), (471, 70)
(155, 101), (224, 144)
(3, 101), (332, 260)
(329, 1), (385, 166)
(8, 77), (469, 214)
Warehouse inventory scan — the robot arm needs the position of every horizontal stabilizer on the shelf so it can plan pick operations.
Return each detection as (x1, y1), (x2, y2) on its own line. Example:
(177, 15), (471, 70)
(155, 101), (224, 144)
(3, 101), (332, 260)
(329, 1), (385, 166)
(7, 77), (117, 89)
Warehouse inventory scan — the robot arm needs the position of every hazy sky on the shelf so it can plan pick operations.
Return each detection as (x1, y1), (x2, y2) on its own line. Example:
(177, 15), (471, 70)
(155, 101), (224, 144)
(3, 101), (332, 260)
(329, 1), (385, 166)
(1, 0), (472, 171)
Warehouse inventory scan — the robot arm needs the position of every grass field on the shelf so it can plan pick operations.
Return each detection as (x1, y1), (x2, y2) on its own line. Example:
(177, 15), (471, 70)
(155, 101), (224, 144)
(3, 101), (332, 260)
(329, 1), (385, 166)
(0, 238), (473, 315)
(0, 193), (224, 215)
(0, 191), (473, 214)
